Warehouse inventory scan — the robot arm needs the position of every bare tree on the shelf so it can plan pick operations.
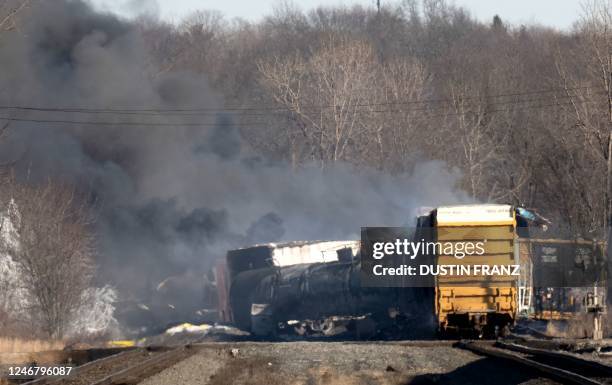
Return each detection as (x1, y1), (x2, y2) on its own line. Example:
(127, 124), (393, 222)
(0, 0), (30, 33)
(257, 37), (428, 170)
(552, 0), (612, 235)
(0, 196), (23, 335)
(0, 0), (30, 163)
(258, 38), (375, 167)
(0, 179), (95, 338)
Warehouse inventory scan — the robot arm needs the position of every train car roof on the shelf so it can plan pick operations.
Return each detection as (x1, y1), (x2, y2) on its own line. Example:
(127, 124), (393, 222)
(436, 204), (515, 226)
(227, 240), (360, 267)
(229, 240), (358, 251)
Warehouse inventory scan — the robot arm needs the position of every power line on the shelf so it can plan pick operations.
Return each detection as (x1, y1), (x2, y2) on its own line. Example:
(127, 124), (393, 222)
(0, 116), (269, 127)
(0, 89), (602, 128)
(0, 97), (598, 128)
(0, 90), (604, 122)
(0, 84), (600, 115)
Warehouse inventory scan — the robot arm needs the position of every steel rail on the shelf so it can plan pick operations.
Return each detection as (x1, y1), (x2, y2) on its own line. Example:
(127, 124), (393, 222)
(21, 347), (140, 385)
(495, 341), (612, 376)
(87, 345), (194, 385)
(457, 341), (605, 385)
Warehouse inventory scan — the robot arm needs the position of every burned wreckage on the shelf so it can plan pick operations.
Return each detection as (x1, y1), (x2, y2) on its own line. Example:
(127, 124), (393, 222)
(215, 204), (581, 338)
(218, 241), (435, 338)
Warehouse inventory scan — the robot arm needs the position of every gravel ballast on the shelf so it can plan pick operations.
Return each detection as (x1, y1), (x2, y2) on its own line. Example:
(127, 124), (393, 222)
(139, 342), (561, 385)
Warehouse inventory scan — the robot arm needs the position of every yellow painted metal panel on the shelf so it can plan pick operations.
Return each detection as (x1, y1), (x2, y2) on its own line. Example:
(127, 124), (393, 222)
(436, 254), (515, 265)
(437, 226), (514, 240)
(434, 213), (518, 331)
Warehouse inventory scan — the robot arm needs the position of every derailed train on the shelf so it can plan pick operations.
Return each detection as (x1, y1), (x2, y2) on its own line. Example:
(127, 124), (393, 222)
(215, 204), (603, 338)
(227, 252), (436, 338)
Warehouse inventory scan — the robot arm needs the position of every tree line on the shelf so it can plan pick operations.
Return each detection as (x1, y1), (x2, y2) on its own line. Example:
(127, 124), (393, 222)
(139, 0), (612, 237)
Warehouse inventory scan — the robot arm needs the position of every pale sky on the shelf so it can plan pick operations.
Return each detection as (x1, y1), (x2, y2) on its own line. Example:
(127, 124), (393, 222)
(90, 0), (583, 30)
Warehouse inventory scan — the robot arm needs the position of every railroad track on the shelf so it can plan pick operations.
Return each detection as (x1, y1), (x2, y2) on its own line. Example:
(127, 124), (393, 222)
(457, 340), (612, 385)
(21, 345), (196, 385)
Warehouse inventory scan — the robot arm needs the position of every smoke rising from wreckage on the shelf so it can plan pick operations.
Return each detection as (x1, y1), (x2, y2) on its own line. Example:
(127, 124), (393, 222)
(0, 0), (607, 345)
(0, 0), (466, 336)
(0, 0), (611, 380)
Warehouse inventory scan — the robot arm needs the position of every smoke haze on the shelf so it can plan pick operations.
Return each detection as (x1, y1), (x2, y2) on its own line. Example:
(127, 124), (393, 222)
(0, 0), (467, 331)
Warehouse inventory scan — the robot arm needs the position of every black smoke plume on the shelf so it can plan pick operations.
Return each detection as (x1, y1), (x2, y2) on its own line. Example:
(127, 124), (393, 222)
(0, 0), (466, 333)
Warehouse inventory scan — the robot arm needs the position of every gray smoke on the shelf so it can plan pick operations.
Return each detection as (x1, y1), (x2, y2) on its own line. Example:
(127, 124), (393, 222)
(0, 1), (467, 330)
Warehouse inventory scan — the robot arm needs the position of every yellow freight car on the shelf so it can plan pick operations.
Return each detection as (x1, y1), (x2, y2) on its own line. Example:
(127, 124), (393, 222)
(432, 204), (520, 337)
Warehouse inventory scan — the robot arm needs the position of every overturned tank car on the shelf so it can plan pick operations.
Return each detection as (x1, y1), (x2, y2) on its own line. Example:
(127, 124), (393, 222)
(217, 241), (435, 338)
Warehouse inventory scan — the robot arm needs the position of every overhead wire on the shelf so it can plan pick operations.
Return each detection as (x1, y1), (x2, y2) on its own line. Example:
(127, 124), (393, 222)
(0, 84), (604, 127)
(0, 84), (601, 116)
(0, 98), (600, 127)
